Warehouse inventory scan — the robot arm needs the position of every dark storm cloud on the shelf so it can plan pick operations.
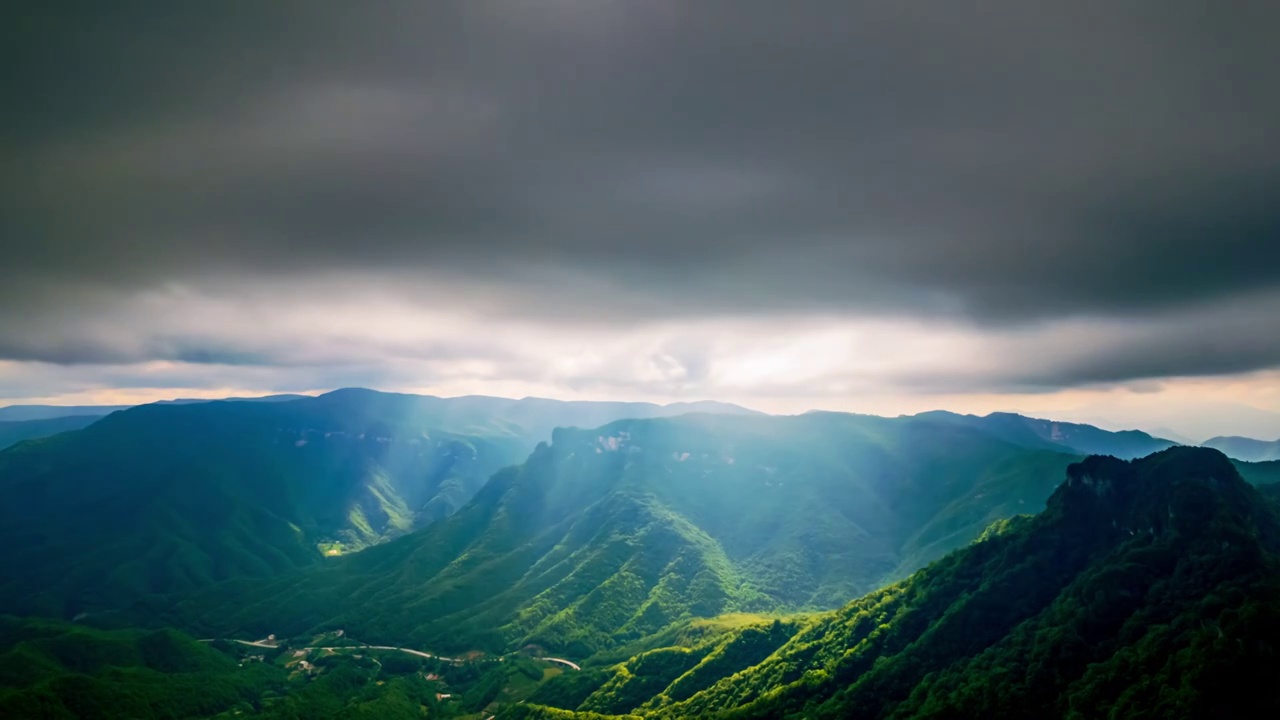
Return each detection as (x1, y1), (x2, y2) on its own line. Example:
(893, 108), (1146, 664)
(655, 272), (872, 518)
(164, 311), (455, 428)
(2, 0), (1279, 387)
(850, 289), (1280, 394)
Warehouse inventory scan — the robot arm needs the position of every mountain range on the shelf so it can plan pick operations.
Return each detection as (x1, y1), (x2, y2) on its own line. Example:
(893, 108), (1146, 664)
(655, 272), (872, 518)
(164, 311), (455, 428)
(0, 394), (311, 450)
(0, 415), (102, 451)
(134, 411), (1085, 654)
(0, 404), (131, 422)
(0, 390), (1260, 623)
(910, 410), (1177, 459)
(0, 390), (755, 617)
(3, 389), (1280, 718)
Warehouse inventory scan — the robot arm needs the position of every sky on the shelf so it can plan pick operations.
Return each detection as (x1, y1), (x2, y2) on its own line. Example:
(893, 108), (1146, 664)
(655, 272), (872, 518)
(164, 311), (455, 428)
(3, 1), (1279, 441)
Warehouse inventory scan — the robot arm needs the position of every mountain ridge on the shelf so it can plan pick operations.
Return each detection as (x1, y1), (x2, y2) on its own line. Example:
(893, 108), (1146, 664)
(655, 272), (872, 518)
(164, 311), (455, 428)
(909, 410), (1177, 459)
(0, 415), (101, 451)
(1203, 434), (1280, 462)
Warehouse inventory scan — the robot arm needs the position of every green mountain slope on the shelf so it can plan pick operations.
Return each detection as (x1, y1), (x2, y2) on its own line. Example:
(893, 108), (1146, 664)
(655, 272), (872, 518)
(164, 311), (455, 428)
(1205, 434), (1280, 462)
(0, 615), (490, 719)
(0, 616), (282, 719)
(0, 415), (100, 450)
(509, 447), (1280, 719)
(0, 389), (753, 618)
(1236, 458), (1280, 486)
(144, 412), (1080, 657)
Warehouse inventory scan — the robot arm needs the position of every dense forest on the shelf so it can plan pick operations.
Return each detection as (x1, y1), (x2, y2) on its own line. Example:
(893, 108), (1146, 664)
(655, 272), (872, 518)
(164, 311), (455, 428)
(119, 411), (1092, 656)
(501, 447), (1280, 719)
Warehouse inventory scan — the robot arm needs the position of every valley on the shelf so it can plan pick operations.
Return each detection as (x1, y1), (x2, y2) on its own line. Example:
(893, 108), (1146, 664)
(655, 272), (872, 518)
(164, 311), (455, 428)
(0, 390), (755, 618)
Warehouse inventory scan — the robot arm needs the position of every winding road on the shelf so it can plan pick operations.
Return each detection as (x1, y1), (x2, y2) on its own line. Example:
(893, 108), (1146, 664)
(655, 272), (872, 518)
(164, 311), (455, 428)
(199, 638), (578, 670)
(199, 638), (278, 649)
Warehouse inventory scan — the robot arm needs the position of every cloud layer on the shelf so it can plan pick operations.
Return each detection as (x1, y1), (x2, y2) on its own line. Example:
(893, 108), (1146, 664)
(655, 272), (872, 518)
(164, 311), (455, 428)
(2, 1), (1279, 425)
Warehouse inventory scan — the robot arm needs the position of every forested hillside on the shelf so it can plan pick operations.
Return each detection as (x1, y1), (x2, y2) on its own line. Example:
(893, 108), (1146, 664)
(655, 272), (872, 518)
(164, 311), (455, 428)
(0, 616), (527, 719)
(0, 389), (751, 618)
(0, 616), (280, 718)
(7, 443), (1278, 719)
(140, 412), (1082, 656)
(503, 447), (1280, 719)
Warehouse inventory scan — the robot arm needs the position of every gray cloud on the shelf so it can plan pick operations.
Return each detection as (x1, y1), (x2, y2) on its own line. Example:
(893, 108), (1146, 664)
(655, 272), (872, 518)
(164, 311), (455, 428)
(877, 289), (1280, 394)
(2, 1), (1279, 394)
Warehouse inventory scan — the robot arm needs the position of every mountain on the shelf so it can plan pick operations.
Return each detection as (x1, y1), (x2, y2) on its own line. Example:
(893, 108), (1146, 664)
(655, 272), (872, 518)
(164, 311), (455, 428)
(8, 438), (1277, 718)
(1204, 435), (1280, 462)
(1237, 458), (1280, 486)
(0, 404), (126, 422)
(0, 389), (754, 618)
(0, 415), (100, 451)
(154, 394), (312, 406)
(0, 394), (310, 423)
(0, 396), (316, 451)
(1049, 400), (1280, 446)
(1147, 425), (1199, 446)
(506, 447), (1280, 719)
(912, 410), (1177, 458)
(142, 411), (1082, 657)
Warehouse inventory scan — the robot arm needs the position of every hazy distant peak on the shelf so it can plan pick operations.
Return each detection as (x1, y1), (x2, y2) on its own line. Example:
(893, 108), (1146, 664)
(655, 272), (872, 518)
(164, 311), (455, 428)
(1202, 435), (1280, 462)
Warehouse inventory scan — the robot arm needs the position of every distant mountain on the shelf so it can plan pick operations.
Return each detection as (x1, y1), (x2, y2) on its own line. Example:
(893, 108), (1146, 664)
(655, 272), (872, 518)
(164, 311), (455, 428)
(0, 393), (308, 423)
(0, 389), (754, 617)
(153, 393), (313, 406)
(0, 404), (127, 422)
(0, 395), (319, 453)
(509, 447), (1280, 719)
(0, 415), (100, 450)
(912, 410), (1177, 458)
(1203, 435), (1280, 462)
(144, 412), (1082, 656)
(654, 400), (762, 416)
(1147, 425), (1199, 446)
(1047, 400), (1280, 446)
